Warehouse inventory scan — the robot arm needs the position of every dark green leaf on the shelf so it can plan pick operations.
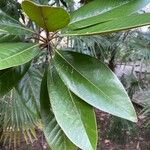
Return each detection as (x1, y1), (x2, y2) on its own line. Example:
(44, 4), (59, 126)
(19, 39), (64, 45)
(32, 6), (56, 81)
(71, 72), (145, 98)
(0, 34), (21, 43)
(53, 51), (137, 122)
(17, 67), (43, 116)
(69, 0), (150, 30)
(40, 70), (76, 150)
(0, 42), (40, 70)
(22, 0), (70, 31)
(47, 67), (97, 150)
(64, 13), (150, 36)
(0, 63), (30, 97)
(0, 10), (35, 35)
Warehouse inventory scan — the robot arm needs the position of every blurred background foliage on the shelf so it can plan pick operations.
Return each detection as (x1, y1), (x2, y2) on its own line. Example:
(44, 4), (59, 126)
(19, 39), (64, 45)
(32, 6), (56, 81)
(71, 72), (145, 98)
(0, 0), (150, 149)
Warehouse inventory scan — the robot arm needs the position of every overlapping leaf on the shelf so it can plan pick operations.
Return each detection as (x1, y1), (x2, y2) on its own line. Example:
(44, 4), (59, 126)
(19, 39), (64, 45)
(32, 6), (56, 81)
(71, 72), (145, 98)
(0, 67), (43, 145)
(53, 51), (137, 122)
(17, 67), (43, 116)
(64, 0), (150, 35)
(0, 34), (21, 43)
(69, 0), (150, 30)
(65, 13), (150, 35)
(0, 42), (40, 70)
(0, 10), (35, 35)
(0, 88), (39, 145)
(40, 70), (76, 150)
(0, 63), (30, 97)
(47, 67), (97, 150)
(22, 0), (70, 31)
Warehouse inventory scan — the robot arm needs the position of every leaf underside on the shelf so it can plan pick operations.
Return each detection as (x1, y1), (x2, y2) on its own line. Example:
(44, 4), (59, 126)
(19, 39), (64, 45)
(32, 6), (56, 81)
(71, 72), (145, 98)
(22, 0), (70, 32)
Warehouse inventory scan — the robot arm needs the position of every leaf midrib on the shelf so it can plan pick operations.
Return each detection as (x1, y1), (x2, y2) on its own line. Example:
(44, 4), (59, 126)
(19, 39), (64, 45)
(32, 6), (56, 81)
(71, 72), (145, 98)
(55, 50), (131, 114)
(0, 44), (39, 63)
(67, 88), (94, 150)
(0, 23), (35, 34)
(65, 13), (150, 36)
(70, 0), (133, 25)
(55, 50), (114, 104)
(40, 7), (48, 31)
(50, 71), (93, 149)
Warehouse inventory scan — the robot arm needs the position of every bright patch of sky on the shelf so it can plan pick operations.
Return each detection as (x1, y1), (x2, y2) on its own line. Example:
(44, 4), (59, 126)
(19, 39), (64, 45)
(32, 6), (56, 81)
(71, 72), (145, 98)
(141, 3), (150, 32)
(18, 0), (22, 3)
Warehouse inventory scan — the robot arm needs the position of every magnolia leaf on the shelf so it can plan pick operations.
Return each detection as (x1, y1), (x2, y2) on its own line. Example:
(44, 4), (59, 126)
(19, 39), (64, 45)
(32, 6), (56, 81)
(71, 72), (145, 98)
(64, 13), (150, 36)
(40, 70), (77, 150)
(0, 10), (35, 35)
(69, 0), (150, 30)
(0, 42), (40, 70)
(22, 0), (70, 32)
(53, 51), (137, 122)
(47, 67), (97, 150)
(0, 63), (30, 97)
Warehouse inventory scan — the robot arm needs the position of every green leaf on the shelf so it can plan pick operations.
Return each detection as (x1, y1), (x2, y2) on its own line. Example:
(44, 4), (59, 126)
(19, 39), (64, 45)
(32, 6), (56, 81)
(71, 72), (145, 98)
(0, 10), (35, 35)
(0, 42), (40, 70)
(0, 63), (30, 97)
(17, 67), (43, 116)
(47, 67), (97, 150)
(53, 51), (137, 122)
(0, 34), (21, 43)
(64, 13), (150, 36)
(22, 0), (70, 32)
(40, 70), (76, 150)
(0, 87), (39, 145)
(69, 0), (150, 30)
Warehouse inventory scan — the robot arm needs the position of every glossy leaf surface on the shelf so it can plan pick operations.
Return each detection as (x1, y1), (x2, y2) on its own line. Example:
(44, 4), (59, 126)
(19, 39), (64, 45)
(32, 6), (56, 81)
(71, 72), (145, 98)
(65, 13), (150, 36)
(22, 0), (70, 31)
(0, 10), (35, 35)
(69, 0), (150, 30)
(0, 63), (30, 97)
(53, 51), (137, 122)
(47, 67), (97, 150)
(0, 43), (40, 70)
(40, 70), (76, 150)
